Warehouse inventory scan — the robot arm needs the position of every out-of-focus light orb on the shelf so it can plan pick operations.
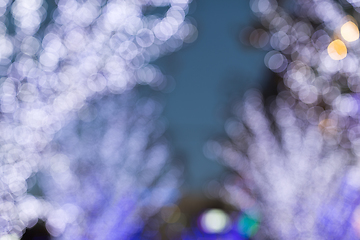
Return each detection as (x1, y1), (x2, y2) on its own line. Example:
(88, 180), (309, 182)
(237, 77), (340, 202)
(341, 21), (359, 42)
(327, 39), (347, 60)
(237, 213), (259, 238)
(200, 209), (230, 234)
(318, 118), (338, 136)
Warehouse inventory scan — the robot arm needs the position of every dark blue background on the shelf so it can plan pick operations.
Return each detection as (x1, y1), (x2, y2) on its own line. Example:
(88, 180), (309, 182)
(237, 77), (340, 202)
(157, 0), (269, 193)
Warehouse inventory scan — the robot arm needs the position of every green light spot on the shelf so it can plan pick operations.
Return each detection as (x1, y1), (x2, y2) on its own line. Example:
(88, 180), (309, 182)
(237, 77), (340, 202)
(238, 214), (259, 238)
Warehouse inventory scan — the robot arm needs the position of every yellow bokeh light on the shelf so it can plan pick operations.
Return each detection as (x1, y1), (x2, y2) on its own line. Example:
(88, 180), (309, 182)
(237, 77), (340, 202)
(341, 21), (359, 42)
(327, 39), (347, 60)
(319, 118), (336, 132)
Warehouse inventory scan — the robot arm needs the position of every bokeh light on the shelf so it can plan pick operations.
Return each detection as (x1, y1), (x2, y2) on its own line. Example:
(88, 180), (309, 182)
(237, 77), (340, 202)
(244, 0), (360, 158)
(237, 211), (259, 238)
(341, 21), (359, 42)
(214, 90), (357, 239)
(206, 0), (360, 239)
(0, 0), (196, 237)
(327, 39), (347, 60)
(199, 209), (230, 234)
(41, 92), (182, 239)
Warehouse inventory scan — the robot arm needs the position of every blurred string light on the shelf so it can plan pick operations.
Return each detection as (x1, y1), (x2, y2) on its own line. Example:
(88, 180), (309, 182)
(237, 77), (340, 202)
(247, 0), (360, 118)
(210, 0), (360, 239)
(245, 0), (360, 154)
(0, 0), (197, 237)
(210, 90), (359, 239)
(40, 92), (181, 239)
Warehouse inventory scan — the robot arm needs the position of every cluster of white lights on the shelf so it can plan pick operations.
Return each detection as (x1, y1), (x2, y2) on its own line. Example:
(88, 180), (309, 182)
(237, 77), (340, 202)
(0, 0), (196, 237)
(41, 93), (181, 239)
(208, 0), (360, 239)
(247, 0), (360, 163)
(213, 90), (355, 239)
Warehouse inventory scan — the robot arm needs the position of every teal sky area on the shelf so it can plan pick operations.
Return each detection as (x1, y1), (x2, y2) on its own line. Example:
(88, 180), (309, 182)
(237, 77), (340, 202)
(156, 0), (270, 193)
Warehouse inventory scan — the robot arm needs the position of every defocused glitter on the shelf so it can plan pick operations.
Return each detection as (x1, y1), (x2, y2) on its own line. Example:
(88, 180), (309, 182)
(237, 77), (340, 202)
(215, 90), (358, 239)
(40, 93), (180, 239)
(246, 0), (360, 144)
(236, 6), (360, 238)
(0, 0), (196, 237)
